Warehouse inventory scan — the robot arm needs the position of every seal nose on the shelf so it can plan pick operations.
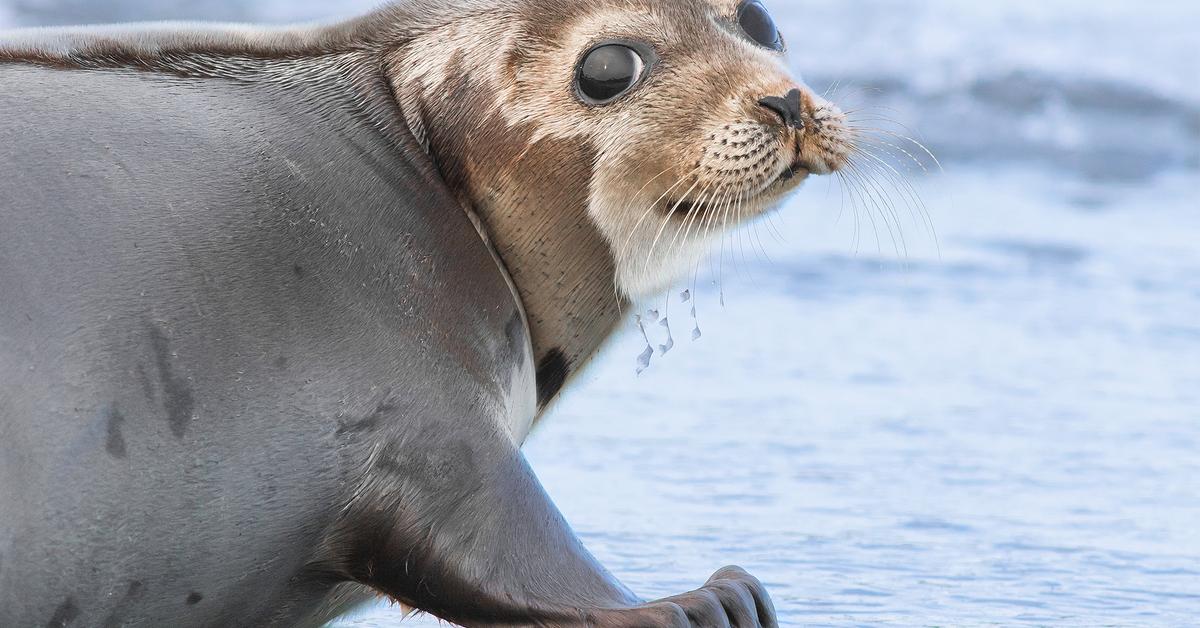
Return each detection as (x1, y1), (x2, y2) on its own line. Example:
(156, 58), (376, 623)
(758, 88), (805, 130)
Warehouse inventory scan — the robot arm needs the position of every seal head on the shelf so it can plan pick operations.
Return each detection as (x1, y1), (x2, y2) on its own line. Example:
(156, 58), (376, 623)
(389, 0), (852, 396)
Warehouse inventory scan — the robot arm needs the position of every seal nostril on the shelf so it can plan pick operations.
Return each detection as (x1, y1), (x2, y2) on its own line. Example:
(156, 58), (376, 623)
(785, 88), (803, 123)
(758, 96), (790, 126)
(758, 89), (805, 130)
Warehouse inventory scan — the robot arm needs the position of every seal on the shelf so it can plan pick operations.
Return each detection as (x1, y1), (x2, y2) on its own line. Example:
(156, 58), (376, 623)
(0, 0), (852, 626)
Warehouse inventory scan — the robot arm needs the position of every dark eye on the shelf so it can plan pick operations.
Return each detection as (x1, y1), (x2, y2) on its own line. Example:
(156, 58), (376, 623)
(737, 0), (783, 51)
(576, 44), (646, 104)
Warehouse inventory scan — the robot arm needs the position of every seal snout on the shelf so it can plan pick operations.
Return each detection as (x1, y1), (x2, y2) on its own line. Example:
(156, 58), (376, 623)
(757, 86), (839, 177)
(760, 86), (852, 178)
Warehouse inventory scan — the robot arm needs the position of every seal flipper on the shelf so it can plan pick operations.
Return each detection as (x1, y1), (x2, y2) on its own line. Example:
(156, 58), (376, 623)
(330, 425), (637, 624)
(326, 423), (779, 627)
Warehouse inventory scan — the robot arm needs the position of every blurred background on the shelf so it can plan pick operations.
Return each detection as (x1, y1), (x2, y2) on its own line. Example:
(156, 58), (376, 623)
(4, 1), (1197, 626)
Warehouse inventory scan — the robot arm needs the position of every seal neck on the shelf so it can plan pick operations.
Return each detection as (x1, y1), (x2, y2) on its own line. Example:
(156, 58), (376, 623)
(449, 138), (626, 410)
(382, 49), (628, 412)
(469, 194), (625, 411)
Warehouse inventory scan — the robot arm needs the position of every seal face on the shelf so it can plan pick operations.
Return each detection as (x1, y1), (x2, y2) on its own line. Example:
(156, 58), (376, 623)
(392, 0), (852, 303)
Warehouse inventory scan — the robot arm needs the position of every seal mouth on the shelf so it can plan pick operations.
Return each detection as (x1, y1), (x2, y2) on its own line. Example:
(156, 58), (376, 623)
(777, 160), (810, 183)
(661, 152), (816, 218)
(664, 198), (703, 216)
(663, 161), (810, 217)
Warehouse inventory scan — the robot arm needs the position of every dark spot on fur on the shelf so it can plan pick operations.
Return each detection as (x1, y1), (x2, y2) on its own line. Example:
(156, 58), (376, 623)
(104, 405), (127, 459)
(136, 363), (155, 402)
(46, 597), (79, 628)
(186, 592), (203, 605)
(274, 355), (289, 370)
(376, 438), (478, 493)
(337, 396), (396, 436)
(148, 324), (195, 438)
(536, 349), (570, 407)
(99, 581), (144, 628)
(292, 264), (306, 278)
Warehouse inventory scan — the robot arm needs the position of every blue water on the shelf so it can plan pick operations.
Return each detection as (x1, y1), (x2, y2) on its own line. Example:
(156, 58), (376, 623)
(4, 1), (1197, 625)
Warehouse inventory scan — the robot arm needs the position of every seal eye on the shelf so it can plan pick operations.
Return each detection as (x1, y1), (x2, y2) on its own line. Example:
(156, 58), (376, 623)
(737, 0), (784, 51)
(576, 44), (646, 104)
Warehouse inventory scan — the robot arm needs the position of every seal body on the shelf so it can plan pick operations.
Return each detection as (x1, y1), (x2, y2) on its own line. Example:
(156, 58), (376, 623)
(0, 0), (849, 623)
(0, 51), (534, 626)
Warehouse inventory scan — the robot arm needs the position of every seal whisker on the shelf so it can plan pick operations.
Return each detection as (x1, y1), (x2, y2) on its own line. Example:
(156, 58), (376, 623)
(822, 78), (844, 100)
(657, 185), (710, 287)
(850, 146), (933, 235)
(690, 185), (734, 309)
(741, 192), (773, 271)
(715, 183), (742, 306)
(847, 134), (940, 254)
(730, 191), (747, 280)
(851, 134), (933, 176)
(835, 168), (865, 254)
(845, 107), (930, 141)
(833, 171), (860, 253)
(847, 125), (944, 173)
(664, 181), (721, 271)
(641, 176), (707, 285)
(847, 128), (931, 172)
(838, 171), (863, 254)
(709, 185), (743, 284)
(746, 201), (774, 267)
(843, 150), (906, 247)
(612, 165), (685, 306)
(845, 160), (908, 260)
(732, 191), (757, 284)
(848, 146), (940, 256)
(618, 165), (705, 265)
(849, 160), (906, 259)
(759, 198), (787, 244)
(839, 167), (885, 255)
(822, 83), (879, 110)
(649, 178), (722, 289)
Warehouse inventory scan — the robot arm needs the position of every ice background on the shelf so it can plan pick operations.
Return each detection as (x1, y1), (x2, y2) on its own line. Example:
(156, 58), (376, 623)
(4, 0), (1198, 625)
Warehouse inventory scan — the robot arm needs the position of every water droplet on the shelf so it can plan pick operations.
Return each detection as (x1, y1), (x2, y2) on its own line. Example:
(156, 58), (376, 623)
(658, 318), (675, 355)
(680, 290), (691, 303)
(692, 327), (703, 341)
(645, 309), (660, 323)
(634, 314), (657, 371)
(636, 345), (654, 375)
